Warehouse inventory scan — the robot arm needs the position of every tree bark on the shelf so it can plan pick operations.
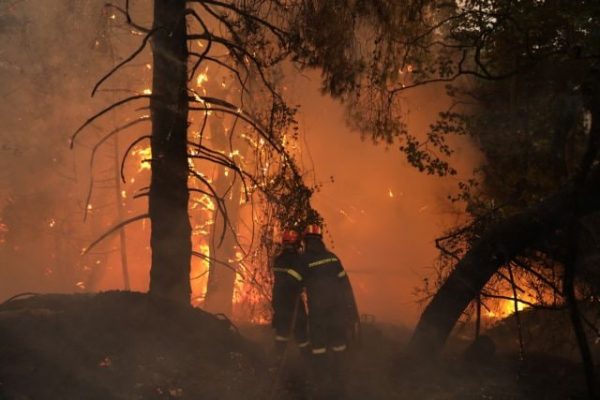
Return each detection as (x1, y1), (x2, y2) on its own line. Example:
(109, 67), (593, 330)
(148, 0), (191, 304)
(410, 166), (600, 356)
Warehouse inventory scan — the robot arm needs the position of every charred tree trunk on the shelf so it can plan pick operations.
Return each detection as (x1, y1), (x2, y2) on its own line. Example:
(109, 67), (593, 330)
(410, 167), (600, 356)
(148, 0), (191, 304)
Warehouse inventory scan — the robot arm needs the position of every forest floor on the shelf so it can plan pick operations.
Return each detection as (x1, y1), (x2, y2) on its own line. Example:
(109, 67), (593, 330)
(0, 292), (593, 399)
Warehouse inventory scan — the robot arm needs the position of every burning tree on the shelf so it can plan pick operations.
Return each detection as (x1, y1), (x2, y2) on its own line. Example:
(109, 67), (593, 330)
(70, 0), (326, 315)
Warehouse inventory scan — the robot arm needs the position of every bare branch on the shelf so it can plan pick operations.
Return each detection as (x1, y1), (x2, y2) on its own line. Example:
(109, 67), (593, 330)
(82, 214), (149, 255)
(71, 95), (150, 148)
(103, 2), (151, 33)
(91, 28), (162, 97)
(188, 0), (288, 41)
(120, 135), (152, 183)
(84, 117), (150, 221)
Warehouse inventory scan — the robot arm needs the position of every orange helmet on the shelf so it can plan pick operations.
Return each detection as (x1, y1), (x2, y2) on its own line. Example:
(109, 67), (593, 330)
(281, 229), (299, 244)
(304, 224), (322, 236)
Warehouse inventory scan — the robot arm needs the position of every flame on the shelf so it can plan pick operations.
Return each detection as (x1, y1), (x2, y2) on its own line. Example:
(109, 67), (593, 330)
(196, 70), (209, 87)
(196, 194), (215, 211)
(500, 299), (529, 315)
(190, 241), (211, 307)
(388, 188), (394, 198)
(232, 271), (245, 305)
(0, 222), (8, 244)
(142, 88), (152, 95)
(485, 297), (532, 320)
(132, 145), (152, 171)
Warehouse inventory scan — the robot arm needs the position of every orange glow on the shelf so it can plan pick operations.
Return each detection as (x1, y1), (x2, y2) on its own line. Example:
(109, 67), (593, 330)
(484, 295), (533, 320)
(131, 146), (151, 171)
(0, 222), (7, 244)
(196, 70), (209, 87)
(500, 298), (529, 316)
(190, 241), (211, 305)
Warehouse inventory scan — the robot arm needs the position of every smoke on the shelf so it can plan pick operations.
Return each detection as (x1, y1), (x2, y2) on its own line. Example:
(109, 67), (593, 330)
(288, 71), (480, 326)
(0, 0), (153, 298)
(0, 1), (480, 327)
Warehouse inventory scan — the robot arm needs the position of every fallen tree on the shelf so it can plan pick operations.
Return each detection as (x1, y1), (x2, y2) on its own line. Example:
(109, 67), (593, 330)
(410, 162), (600, 356)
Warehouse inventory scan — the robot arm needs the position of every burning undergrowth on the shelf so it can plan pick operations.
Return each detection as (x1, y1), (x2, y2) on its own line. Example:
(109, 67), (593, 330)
(0, 291), (264, 400)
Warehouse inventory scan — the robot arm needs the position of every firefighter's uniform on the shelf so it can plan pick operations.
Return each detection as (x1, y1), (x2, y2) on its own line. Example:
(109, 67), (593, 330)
(301, 225), (359, 398)
(271, 233), (309, 351)
(301, 232), (356, 354)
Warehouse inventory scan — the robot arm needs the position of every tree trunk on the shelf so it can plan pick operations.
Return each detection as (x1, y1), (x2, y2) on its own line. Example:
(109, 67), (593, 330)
(114, 133), (130, 291)
(410, 166), (600, 356)
(148, 0), (191, 304)
(203, 114), (243, 316)
(203, 186), (242, 315)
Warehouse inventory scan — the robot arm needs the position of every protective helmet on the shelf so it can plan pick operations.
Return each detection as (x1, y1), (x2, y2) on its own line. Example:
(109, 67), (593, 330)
(281, 229), (299, 244)
(304, 224), (322, 236)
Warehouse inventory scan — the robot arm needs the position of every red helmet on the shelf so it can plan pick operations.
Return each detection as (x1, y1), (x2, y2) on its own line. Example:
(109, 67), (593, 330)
(304, 224), (322, 236)
(281, 229), (299, 244)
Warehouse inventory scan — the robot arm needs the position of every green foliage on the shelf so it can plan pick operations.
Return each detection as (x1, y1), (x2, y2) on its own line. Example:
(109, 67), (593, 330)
(418, 0), (600, 321)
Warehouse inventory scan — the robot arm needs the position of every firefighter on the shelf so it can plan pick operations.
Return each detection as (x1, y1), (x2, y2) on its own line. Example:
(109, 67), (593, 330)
(271, 229), (309, 355)
(301, 224), (359, 399)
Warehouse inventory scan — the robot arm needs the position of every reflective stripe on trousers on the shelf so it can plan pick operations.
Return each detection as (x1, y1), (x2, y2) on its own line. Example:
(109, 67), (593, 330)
(332, 344), (347, 352)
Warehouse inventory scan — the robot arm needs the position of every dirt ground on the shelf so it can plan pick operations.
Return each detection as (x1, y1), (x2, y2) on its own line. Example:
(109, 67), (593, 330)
(0, 292), (593, 399)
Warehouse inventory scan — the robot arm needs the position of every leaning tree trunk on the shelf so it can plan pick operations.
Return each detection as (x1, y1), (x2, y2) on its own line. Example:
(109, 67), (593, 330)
(410, 165), (600, 357)
(148, 0), (191, 304)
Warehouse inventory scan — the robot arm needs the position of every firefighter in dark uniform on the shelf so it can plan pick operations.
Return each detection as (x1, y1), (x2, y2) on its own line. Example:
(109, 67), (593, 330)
(301, 224), (359, 399)
(271, 229), (309, 354)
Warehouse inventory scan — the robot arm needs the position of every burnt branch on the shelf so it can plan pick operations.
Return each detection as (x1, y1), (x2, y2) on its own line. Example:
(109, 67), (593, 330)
(188, 0), (288, 42)
(70, 95), (151, 147)
(103, 2), (151, 33)
(84, 117), (150, 221)
(120, 134), (151, 183)
(82, 213), (149, 255)
(91, 28), (163, 97)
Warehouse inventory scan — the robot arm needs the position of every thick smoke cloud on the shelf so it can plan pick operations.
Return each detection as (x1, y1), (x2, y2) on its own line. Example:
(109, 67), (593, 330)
(0, 1), (478, 327)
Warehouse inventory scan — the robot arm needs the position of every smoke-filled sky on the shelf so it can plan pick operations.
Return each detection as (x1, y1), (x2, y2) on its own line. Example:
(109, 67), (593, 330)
(0, 0), (480, 327)
(288, 72), (479, 325)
